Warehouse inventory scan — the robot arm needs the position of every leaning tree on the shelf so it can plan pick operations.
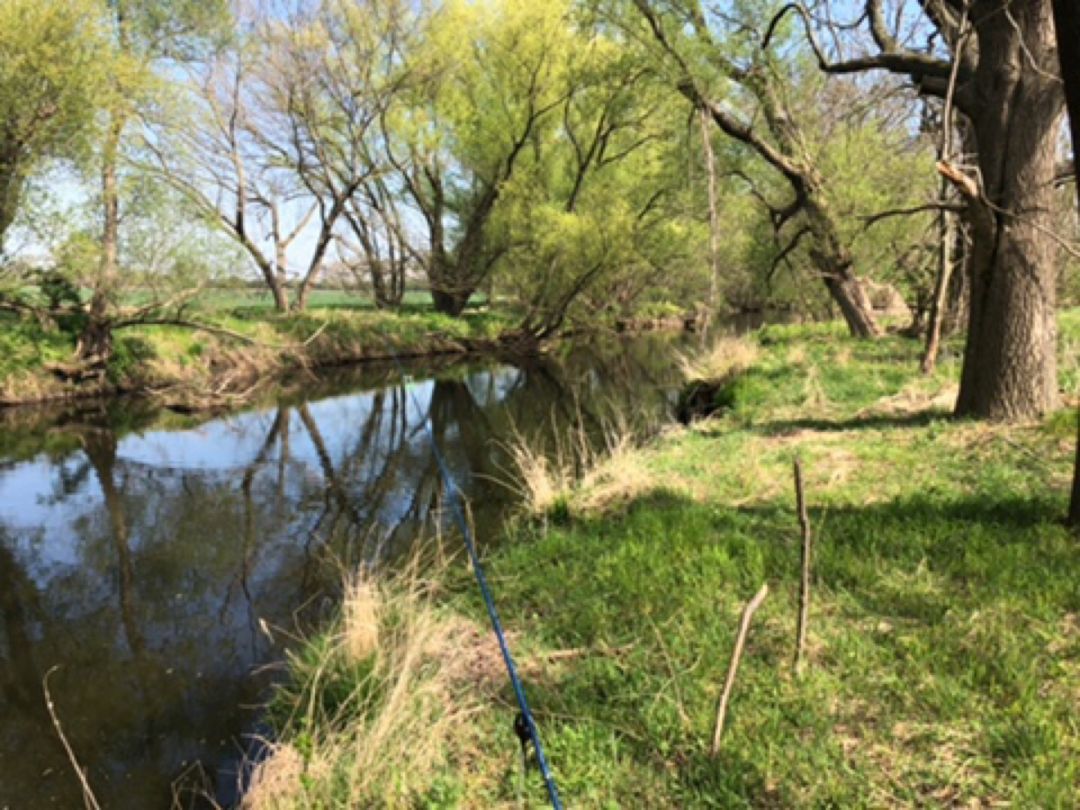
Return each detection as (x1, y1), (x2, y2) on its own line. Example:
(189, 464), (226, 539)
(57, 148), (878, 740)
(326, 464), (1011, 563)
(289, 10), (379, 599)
(633, 0), (885, 338)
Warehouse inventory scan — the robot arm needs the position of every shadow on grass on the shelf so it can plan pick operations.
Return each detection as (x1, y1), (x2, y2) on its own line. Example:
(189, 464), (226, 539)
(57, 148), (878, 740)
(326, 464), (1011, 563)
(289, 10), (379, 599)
(488, 481), (1078, 806)
(755, 409), (955, 435)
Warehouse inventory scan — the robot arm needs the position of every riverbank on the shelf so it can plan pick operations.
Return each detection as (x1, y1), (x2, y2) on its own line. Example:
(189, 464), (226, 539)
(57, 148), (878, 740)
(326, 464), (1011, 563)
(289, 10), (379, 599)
(251, 316), (1080, 807)
(0, 298), (713, 410)
(0, 304), (519, 409)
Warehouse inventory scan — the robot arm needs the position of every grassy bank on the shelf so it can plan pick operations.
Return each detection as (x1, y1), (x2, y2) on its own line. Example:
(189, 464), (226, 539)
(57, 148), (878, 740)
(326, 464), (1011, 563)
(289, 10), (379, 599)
(250, 317), (1080, 808)
(0, 298), (511, 407)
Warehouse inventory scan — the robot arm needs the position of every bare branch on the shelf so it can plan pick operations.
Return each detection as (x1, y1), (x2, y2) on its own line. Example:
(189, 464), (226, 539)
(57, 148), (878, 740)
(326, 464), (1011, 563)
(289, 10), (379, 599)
(860, 200), (966, 228)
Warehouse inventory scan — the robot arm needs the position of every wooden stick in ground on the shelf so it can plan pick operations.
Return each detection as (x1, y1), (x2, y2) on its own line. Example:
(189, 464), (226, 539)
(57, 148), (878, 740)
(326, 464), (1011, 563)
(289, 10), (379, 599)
(793, 457), (813, 676)
(710, 582), (769, 757)
(43, 666), (102, 810)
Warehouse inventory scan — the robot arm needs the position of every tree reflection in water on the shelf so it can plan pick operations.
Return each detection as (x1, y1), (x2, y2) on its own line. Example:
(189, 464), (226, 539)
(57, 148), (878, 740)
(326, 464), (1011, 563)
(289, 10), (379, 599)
(0, 332), (693, 808)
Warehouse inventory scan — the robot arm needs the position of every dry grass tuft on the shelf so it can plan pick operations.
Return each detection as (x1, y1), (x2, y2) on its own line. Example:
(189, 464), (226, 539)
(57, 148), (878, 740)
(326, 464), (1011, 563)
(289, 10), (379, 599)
(677, 336), (759, 383)
(242, 744), (310, 810)
(341, 578), (380, 664)
(243, 561), (486, 809)
(500, 409), (658, 519)
(857, 382), (958, 420)
(575, 435), (658, 514)
(502, 426), (575, 516)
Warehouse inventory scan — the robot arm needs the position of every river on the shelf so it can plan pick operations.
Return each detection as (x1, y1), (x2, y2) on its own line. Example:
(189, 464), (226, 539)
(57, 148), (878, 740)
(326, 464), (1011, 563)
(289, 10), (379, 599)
(0, 331), (712, 808)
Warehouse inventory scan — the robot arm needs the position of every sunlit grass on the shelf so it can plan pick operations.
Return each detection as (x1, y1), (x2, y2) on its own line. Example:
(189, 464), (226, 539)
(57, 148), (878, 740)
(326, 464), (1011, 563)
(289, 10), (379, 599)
(0, 292), (513, 406)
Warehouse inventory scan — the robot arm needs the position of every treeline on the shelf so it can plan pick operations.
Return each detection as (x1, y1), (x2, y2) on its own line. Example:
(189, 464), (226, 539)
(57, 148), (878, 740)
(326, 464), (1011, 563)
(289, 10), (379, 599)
(0, 0), (1077, 421)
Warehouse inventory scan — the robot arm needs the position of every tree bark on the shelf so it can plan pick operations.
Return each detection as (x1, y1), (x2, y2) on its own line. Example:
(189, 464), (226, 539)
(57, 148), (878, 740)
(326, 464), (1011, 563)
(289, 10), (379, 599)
(942, 224), (969, 337)
(803, 196), (881, 338)
(270, 238), (291, 313)
(431, 280), (472, 317)
(952, 2), (1065, 420)
(821, 270), (880, 338)
(921, 190), (956, 374)
(1051, 0), (1080, 526)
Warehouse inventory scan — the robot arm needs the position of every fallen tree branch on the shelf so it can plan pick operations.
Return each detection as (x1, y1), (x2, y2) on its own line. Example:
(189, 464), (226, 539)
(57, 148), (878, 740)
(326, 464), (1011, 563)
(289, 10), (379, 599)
(541, 642), (635, 662)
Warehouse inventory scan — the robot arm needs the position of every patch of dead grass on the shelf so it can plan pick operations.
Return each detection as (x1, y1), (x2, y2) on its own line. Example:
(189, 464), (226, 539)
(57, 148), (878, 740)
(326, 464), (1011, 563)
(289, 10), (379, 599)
(677, 337), (760, 383)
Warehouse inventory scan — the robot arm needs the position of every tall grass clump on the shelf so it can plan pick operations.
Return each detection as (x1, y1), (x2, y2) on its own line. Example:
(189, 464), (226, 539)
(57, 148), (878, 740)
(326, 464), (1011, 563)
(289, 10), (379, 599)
(500, 407), (655, 520)
(501, 420), (577, 518)
(244, 560), (482, 809)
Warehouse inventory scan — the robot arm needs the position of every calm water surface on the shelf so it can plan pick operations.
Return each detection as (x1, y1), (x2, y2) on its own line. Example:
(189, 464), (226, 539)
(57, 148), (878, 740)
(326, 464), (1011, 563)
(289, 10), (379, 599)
(0, 332), (711, 808)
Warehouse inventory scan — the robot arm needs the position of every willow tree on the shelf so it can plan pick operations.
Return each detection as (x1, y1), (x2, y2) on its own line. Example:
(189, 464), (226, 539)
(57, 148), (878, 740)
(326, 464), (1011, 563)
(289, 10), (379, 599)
(492, 29), (706, 338)
(0, 0), (108, 256)
(375, 0), (582, 316)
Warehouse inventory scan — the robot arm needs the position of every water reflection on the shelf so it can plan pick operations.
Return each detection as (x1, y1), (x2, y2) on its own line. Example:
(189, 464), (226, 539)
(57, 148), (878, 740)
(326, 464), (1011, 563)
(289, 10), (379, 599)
(0, 333), (689, 808)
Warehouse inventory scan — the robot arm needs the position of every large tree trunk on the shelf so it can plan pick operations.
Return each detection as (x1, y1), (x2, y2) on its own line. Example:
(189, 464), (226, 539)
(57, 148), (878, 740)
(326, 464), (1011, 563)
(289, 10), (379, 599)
(269, 242), (290, 313)
(428, 236), (474, 316)
(431, 283), (472, 317)
(296, 278), (314, 312)
(1051, 0), (1080, 526)
(954, 2), (1065, 420)
(821, 271), (881, 338)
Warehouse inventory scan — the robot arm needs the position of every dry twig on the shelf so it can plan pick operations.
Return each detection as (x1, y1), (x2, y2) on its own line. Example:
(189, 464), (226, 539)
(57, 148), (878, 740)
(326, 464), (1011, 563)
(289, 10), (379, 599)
(793, 457), (813, 675)
(43, 666), (102, 810)
(710, 582), (769, 757)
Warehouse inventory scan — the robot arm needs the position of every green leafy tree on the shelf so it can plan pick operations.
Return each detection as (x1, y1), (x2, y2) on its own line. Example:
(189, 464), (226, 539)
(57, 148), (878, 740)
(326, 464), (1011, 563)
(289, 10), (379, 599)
(491, 28), (706, 335)
(379, 0), (579, 316)
(0, 0), (109, 255)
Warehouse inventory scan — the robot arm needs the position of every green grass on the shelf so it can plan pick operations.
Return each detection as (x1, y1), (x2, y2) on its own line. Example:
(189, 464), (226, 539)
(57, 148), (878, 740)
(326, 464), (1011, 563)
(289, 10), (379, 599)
(0, 312), (73, 379)
(258, 320), (1080, 808)
(189, 287), (444, 315)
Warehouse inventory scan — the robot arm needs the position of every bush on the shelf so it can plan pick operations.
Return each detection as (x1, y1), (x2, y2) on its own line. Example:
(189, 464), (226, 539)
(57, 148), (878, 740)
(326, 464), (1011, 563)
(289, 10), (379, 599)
(106, 335), (156, 385)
